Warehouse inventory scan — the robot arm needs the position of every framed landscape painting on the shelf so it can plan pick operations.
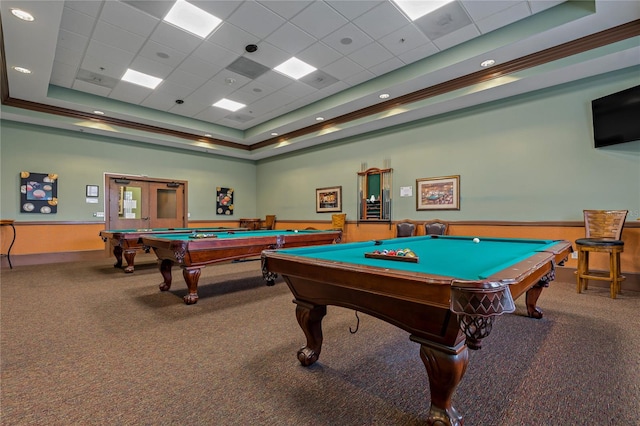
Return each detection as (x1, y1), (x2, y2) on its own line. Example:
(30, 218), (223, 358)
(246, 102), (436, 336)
(316, 186), (342, 213)
(416, 175), (460, 210)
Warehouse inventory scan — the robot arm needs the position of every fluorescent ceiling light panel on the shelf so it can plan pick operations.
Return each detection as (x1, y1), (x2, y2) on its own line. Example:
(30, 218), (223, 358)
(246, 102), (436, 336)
(121, 69), (162, 89)
(213, 98), (246, 112)
(274, 57), (317, 80)
(163, 0), (222, 38)
(392, 0), (455, 21)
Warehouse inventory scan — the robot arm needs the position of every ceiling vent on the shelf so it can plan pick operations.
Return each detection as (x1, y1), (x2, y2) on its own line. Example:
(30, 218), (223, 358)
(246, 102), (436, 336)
(225, 113), (255, 123)
(414, 1), (472, 40)
(75, 69), (118, 89)
(226, 57), (270, 80)
(300, 70), (339, 90)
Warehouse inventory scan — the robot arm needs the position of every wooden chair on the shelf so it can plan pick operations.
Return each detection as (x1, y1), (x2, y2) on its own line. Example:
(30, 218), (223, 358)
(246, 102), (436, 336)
(259, 215), (276, 230)
(331, 214), (347, 242)
(576, 210), (627, 298)
(396, 220), (416, 238)
(424, 219), (449, 235)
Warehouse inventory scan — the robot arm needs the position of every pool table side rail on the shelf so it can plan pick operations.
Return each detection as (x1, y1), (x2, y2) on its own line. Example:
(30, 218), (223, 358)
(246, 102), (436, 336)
(141, 230), (342, 267)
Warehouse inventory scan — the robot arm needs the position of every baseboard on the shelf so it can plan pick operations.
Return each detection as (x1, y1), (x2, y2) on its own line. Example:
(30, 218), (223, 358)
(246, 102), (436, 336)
(2, 252), (639, 293)
(1, 250), (108, 268)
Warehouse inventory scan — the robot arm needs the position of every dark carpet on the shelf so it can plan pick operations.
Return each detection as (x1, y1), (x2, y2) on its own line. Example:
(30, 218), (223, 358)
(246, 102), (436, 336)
(1, 253), (639, 425)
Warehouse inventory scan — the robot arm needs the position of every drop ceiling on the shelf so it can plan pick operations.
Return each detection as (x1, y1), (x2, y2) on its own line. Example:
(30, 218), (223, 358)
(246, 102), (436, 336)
(1, 1), (639, 160)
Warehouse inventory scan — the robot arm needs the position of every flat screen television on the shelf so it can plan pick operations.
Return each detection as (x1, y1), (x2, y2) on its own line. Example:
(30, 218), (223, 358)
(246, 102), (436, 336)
(591, 85), (640, 148)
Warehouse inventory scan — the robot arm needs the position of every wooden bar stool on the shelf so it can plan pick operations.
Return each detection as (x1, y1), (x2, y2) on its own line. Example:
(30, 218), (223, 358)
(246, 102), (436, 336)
(575, 210), (627, 299)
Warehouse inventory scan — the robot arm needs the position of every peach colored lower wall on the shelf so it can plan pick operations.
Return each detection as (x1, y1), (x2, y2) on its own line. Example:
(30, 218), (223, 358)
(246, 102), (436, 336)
(3, 220), (639, 275)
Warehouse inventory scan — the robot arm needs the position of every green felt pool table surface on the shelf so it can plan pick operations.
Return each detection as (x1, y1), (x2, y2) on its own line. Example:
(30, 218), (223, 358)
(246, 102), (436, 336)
(273, 235), (564, 281)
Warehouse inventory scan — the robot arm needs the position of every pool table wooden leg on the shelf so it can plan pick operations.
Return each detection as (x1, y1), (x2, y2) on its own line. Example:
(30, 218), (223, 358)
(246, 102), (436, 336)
(414, 337), (468, 426)
(123, 249), (136, 273)
(112, 246), (123, 268)
(294, 300), (327, 366)
(158, 259), (173, 291)
(182, 267), (201, 305)
(525, 286), (544, 319)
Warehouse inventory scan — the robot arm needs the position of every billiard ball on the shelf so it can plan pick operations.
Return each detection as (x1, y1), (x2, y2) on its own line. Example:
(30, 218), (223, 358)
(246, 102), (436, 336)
(473, 238), (480, 243)
(294, 230), (298, 233)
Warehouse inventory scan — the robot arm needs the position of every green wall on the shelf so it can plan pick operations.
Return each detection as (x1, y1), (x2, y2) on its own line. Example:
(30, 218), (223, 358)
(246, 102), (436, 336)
(1, 67), (639, 223)
(256, 67), (640, 221)
(0, 124), (257, 221)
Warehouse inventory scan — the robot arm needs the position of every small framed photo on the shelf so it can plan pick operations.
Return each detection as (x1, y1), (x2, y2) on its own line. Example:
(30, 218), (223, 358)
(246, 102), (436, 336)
(86, 185), (99, 198)
(316, 186), (342, 213)
(416, 175), (460, 211)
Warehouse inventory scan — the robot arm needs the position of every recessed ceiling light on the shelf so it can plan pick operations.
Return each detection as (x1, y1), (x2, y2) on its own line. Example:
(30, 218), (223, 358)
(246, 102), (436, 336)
(391, 0), (454, 21)
(271, 132), (279, 136)
(316, 117), (324, 121)
(379, 93), (390, 99)
(93, 110), (105, 115)
(121, 69), (162, 89)
(204, 133), (212, 137)
(213, 98), (246, 112)
(163, 0), (222, 39)
(11, 66), (31, 74)
(11, 8), (35, 21)
(481, 59), (496, 67)
(274, 57), (317, 80)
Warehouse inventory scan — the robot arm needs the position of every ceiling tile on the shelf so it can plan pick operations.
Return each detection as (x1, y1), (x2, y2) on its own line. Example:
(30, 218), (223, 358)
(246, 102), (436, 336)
(323, 56), (365, 80)
(461, 1), (522, 22)
(431, 24), (480, 51)
(50, 61), (79, 88)
(139, 40), (188, 68)
(92, 20), (146, 54)
(244, 42), (291, 69)
(296, 42), (343, 69)
(255, 70), (295, 91)
(163, 70), (207, 93)
(64, 1), (103, 18)
(56, 29), (89, 56)
(369, 57), (405, 76)
(258, 0), (313, 20)
(129, 55), (174, 79)
(175, 55), (224, 82)
(290, 2), (349, 39)
(226, 1), (286, 39)
(190, 1), (242, 21)
(378, 24), (431, 56)
(397, 42), (439, 64)
(121, 1), (173, 20)
(208, 22), (259, 55)
(474, 2), (532, 34)
(60, 6), (97, 36)
(83, 41), (134, 76)
(150, 22), (203, 55)
(265, 23), (317, 55)
(352, 1), (410, 40)
(321, 23), (373, 56)
(192, 41), (236, 69)
(414, 1), (473, 40)
(349, 42), (394, 69)
(100, 1), (159, 37)
(325, 0), (383, 20)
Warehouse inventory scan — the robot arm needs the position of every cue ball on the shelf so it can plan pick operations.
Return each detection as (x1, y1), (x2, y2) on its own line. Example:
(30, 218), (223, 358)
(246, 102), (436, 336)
(294, 230), (298, 233)
(473, 238), (480, 243)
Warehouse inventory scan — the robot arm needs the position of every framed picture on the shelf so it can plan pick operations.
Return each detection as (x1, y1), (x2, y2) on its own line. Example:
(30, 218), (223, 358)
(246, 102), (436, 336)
(20, 171), (58, 214)
(316, 186), (342, 213)
(416, 175), (460, 210)
(216, 187), (234, 215)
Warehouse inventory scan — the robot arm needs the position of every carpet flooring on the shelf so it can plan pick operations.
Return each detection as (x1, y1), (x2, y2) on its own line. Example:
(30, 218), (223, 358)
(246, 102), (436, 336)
(1, 254), (639, 425)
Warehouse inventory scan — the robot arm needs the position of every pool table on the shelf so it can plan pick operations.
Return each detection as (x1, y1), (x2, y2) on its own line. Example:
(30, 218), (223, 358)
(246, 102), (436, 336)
(141, 229), (342, 304)
(261, 235), (572, 426)
(100, 227), (248, 273)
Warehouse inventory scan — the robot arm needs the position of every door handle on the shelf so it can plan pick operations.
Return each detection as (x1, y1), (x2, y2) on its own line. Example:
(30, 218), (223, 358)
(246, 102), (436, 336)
(142, 217), (150, 220)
